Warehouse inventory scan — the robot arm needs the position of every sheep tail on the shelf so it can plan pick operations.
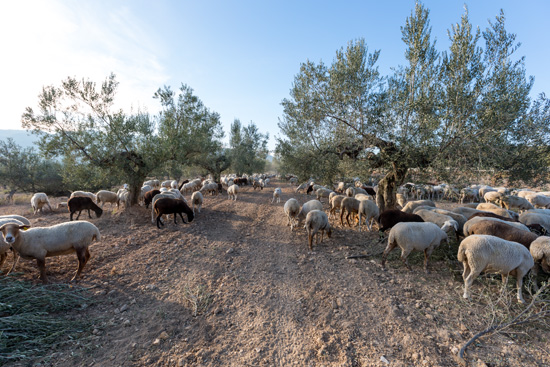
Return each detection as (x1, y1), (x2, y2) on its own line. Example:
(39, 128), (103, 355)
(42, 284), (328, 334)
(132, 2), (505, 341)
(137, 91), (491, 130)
(457, 245), (466, 262)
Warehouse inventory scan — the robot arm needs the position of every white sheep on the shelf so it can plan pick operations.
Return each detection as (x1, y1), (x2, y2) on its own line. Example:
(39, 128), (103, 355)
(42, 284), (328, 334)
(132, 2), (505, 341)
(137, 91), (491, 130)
(519, 212), (550, 233)
(297, 199), (323, 226)
(458, 235), (534, 303)
(316, 188), (334, 202)
(283, 198), (301, 231)
(96, 190), (119, 208)
(0, 217), (30, 274)
(31, 193), (53, 214)
(328, 195), (346, 219)
(381, 221), (454, 273)
(357, 200), (379, 232)
(304, 209), (332, 251)
(191, 191), (203, 214)
(143, 179), (160, 188)
(0, 221), (100, 283)
(117, 188), (130, 209)
(227, 184), (239, 201)
(272, 188), (282, 204)
(401, 200), (436, 214)
(415, 209), (459, 239)
(525, 193), (550, 209)
(529, 236), (550, 280)
(70, 191), (97, 201)
(345, 187), (355, 197)
(200, 182), (219, 196)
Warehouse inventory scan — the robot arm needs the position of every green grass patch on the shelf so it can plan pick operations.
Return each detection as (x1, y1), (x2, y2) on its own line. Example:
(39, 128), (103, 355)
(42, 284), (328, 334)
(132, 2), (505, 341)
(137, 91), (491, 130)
(0, 277), (94, 363)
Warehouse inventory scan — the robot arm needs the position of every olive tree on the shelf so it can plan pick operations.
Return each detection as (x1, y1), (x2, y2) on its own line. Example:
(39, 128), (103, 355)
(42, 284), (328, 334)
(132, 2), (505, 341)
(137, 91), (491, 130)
(22, 73), (160, 205)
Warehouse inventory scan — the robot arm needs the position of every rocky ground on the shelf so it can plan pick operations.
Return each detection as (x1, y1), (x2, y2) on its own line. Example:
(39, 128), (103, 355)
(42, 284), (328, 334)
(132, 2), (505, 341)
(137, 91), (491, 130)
(1, 181), (549, 367)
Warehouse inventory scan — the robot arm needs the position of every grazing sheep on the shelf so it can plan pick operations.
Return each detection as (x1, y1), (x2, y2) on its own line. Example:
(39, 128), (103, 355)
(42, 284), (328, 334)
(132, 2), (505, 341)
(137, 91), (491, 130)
(272, 188), (282, 203)
(144, 189), (161, 209)
(476, 203), (513, 218)
(295, 182), (310, 193)
(284, 198), (301, 231)
(430, 208), (467, 235)
(381, 221), (454, 273)
(452, 207), (488, 220)
(117, 188), (130, 209)
(68, 197), (103, 221)
(227, 184), (239, 201)
(316, 188), (334, 202)
(0, 221), (100, 283)
(150, 192), (178, 223)
(297, 200), (323, 226)
(200, 182), (219, 196)
(529, 237), (550, 279)
(396, 193), (406, 208)
(463, 216), (529, 236)
(467, 220), (538, 248)
(378, 209), (424, 233)
(498, 195), (534, 212)
(345, 187), (355, 197)
(0, 217), (30, 274)
(458, 235), (534, 303)
(191, 191), (203, 214)
(70, 191), (97, 201)
(329, 195), (346, 219)
(153, 197), (194, 229)
(340, 197), (360, 227)
(358, 200), (379, 232)
(335, 181), (346, 193)
(484, 191), (504, 205)
(415, 209), (459, 240)
(96, 190), (119, 208)
(401, 200), (436, 214)
(253, 180), (263, 190)
(526, 193), (550, 209)
(304, 210), (332, 251)
(519, 212), (550, 233)
(31, 193), (52, 214)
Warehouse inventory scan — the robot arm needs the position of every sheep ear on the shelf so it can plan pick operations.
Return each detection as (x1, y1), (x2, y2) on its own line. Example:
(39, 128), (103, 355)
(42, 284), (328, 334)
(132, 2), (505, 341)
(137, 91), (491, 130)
(19, 225), (30, 231)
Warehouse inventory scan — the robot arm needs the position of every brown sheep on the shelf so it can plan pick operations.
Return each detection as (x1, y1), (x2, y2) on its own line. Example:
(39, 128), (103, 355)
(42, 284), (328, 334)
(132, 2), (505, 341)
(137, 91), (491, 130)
(153, 198), (194, 229)
(467, 220), (538, 248)
(68, 197), (103, 221)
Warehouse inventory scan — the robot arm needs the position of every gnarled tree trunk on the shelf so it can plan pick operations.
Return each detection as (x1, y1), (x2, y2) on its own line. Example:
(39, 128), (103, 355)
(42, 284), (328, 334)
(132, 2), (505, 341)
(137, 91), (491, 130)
(376, 163), (408, 213)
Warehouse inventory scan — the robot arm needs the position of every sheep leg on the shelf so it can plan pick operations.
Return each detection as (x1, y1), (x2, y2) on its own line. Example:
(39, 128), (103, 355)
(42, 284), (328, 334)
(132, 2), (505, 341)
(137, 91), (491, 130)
(462, 261), (471, 281)
(514, 268), (528, 304)
(340, 209), (345, 227)
(423, 248), (434, 274)
(156, 214), (164, 229)
(178, 212), (186, 224)
(76, 210), (83, 220)
(346, 212), (352, 227)
(358, 213), (363, 232)
(71, 248), (88, 282)
(381, 242), (397, 269)
(36, 258), (48, 284)
(400, 249), (413, 271)
(463, 269), (482, 299)
(87, 209), (92, 218)
(308, 229), (314, 251)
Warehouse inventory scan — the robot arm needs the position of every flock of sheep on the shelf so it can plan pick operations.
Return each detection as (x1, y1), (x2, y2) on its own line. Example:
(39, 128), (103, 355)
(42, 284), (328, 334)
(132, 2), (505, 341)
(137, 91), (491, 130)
(1, 176), (550, 306)
(281, 179), (550, 304)
(0, 174), (274, 283)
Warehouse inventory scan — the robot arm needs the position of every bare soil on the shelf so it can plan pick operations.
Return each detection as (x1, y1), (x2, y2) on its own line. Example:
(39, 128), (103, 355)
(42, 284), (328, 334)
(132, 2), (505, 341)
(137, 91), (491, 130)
(1, 181), (549, 367)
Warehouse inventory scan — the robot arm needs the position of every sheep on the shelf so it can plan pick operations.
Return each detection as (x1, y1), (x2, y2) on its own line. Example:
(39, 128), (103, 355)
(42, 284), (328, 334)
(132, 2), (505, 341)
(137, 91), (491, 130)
(0, 217), (30, 274)
(378, 209), (425, 233)
(525, 193), (550, 209)
(143, 179), (160, 188)
(358, 200), (379, 232)
(340, 197), (360, 227)
(283, 198), (301, 231)
(396, 193), (406, 208)
(0, 221), (100, 283)
(460, 188), (479, 203)
(463, 216), (529, 236)
(458, 235), (534, 303)
(452, 207), (488, 220)
(31, 193), (52, 214)
(329, 195), (346, 219)
(335, 181), (346, 193)
(484, 191), (504, 205)
(117, 188), (130, 209)
(475, 203), (513, 219)
(289, 177), (298, 185)
(381, 221), (454, 273)
(253, 180), (263, 190)
(200, 182), (219, 196)
(150, 192), (178, 223)
(304, 210), (332, 251)
(96, 190), (119, 209)
(467, 220), (538, 248)
(153, 197), (194, 229)
(272, 188), (282, 204)
(345, 187), (355, 197)
(144, 189), (161, 209)
(316, 188), (334, 202)
(476, 202), (501, 211)
(295, 182), (309, 193)
(68, 197), (103, 221)
(430, 208), (467, 235)
(297, 200), (323, 226)
(191, 191), (203, 214)
(415, 209), (459, 240)
(497, 195), (534, 212)
(161, 180), (173, 188)
(401, 200), (435, 214)
(529, 237), (550, 280)
(227, 184), (239, 201)
(519, 212), (550, 233)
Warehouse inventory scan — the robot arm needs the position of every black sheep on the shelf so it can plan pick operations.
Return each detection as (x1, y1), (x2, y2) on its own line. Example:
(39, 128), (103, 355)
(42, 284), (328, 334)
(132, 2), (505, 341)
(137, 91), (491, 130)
(68, 196), (103, 221)
(153, 198), (194, 229)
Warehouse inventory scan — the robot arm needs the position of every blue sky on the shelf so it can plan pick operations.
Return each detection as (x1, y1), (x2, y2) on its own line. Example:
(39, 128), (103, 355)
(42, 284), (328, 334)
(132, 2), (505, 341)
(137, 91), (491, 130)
(1, 1), (548, 151)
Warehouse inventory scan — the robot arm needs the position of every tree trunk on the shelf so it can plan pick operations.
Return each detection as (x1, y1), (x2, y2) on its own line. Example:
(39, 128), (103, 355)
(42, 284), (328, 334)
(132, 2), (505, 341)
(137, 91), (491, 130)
(376, 163), (408, 213)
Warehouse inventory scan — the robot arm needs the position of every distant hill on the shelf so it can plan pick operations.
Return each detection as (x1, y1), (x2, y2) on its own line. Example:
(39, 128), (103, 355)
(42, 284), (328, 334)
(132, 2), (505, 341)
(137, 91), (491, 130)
(0, 129), (40, 149)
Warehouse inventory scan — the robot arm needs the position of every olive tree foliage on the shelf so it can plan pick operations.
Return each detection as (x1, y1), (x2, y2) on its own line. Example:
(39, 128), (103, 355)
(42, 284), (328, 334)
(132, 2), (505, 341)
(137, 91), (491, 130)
(277, 3), (549, 211)
(0, 138), (64, 194)
(22, 73), (161, 205)
(229, 119), (269, 176)
(154, 84), (228, 183)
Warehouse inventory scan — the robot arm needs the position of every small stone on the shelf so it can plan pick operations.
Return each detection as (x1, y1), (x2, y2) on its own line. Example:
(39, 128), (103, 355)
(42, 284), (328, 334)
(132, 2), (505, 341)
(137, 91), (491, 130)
(107, 290), (116, 296)
(158, 331), (169, 340)
(336, 297), (343, 307)
(255, 348), (261, 353)
(122, 319), (131, 326)
(226, 248), (234, 254)
(152, 338), (161, 345)
(131, 342), (137, 348)
(92, 328), (100, 335)
(114, 308), (120, 314)
(120, 304), (129, 312)
(406, 316), (414, 323)
(412, 352), (420, 361)
(476, 360), (488, 367)
(425, 313), (434, 320)
(380, 355), (389, 364)
(331, 300), (338, 309)
(451, 346), (459, 355)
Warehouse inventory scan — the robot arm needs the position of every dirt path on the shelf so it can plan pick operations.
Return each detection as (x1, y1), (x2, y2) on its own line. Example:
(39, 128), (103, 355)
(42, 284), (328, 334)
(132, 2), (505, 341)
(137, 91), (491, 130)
(1, 182), (548, 366)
